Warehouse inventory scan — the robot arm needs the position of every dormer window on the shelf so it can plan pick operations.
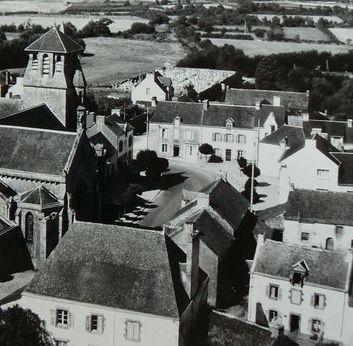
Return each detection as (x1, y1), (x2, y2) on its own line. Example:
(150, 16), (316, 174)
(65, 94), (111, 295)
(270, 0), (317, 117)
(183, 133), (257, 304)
(226, 118), (234, 130)
(174, 116), (181, 127)
(290, 259), (309, 287)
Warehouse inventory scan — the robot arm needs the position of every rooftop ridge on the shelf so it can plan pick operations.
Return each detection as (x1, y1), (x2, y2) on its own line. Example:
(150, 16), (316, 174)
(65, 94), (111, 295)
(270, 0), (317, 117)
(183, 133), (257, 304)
(0, 124), (77, 135)
(228, 87), (309, 95)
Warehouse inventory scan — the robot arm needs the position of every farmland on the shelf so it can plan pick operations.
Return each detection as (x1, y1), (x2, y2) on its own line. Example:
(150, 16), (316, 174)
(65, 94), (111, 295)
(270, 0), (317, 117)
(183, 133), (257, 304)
(250, 14), (343, 23)
(0, 14), (148, 32)
(209, 38), (352, 56)
(283, 27), (331, 42)
(329, 28), (353, 44)
(0, 0), (68, 13)
(81, 37), (185, 85)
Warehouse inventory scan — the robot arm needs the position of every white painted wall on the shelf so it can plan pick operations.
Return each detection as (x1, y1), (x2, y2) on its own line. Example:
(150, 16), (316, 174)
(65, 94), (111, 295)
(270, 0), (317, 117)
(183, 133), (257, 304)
(131, 74), (167, 104)
(19, 293), (180, 346)
(283, 219), (353, 251)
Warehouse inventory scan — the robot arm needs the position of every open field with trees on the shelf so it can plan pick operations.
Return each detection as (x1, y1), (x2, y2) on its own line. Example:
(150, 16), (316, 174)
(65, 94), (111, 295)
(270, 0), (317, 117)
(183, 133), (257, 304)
(208, 38), (352, 56)
(81, 37), (185, 85)
(283, 27), (331, 41)
(329, 28), (353, 43)
(0, 0), (68, 13)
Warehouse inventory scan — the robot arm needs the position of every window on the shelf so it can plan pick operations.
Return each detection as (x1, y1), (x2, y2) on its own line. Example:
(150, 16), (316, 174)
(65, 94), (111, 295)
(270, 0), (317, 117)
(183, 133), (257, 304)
(351, 240), (353, 249)
(128, 135), (133, 147)
(237, 150), (243, 159)
(225, 149), (232, 161)
(32, 53), (38, 70)
(162, 144), (168, 153)
(25, 212), (34, 242)
(55, 55), (62, 73)
(226, 120), (233, 130)
(269, 284), (279, 299)
(271, 125), (276, 133)
(292, 272), (304, 286)
(312, 319), (321, 333)
(335, 225), (344, 234)
(86, 314), (104, 334)
(269, 310), (278, 322)
(301, 232), (309, 241)
(119, 140), (123, 153)
(125, 320), (141, 342)
(325, 237), (334, 250)
(56, 309), (69, 328)
(55, 340), (68, 346)
(184, 130), (193, 141)
(161, 128), (167, 138)
(313, 294), (325, 309)
(237, 134), (246, 143)
(225, 134), (234, 143)
(43, 54), (50, 75)
(317, 169), (330, 179)
(212, 133), (222, 142)
(145, 88), (150, 96)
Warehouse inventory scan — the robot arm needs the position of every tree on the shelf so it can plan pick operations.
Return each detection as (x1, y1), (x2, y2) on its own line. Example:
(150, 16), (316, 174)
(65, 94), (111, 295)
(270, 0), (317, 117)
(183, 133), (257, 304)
(146, 157), (169, 179)
(199, 143), (214, 156)
(0, 305), (53, 346)
(62, 22), (86, 51)
(255, 55), (279, 90)
(242, 163), (261, 178)
(237, 156), (247, 169)
(135, 150), (158, 171)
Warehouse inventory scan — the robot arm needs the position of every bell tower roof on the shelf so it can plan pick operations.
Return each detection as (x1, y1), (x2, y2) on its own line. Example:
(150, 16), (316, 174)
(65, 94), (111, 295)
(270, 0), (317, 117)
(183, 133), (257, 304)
(25, 27), (83, 54)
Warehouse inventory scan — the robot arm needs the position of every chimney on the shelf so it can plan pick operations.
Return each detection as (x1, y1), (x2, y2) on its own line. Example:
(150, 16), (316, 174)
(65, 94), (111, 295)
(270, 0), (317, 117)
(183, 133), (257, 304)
(221, 83), (226, 92)
(183, 222), (200, 299)
(111, 108), (120, 116)
(348, 119), (352, 128)
(76, 105), (87, 130)
(95, 115), (105, 130)
(273, 95), (281, 107)
(305, 138), (317, 149)
(172, 96), (178, 101)
(255, 100), (261, 110)
(197, 193), (209, 208)
(86, 112), (96, 129)
(203, 99), (209, 111)
(279, 137), (288, 151)
(306, 90), (310, 97)
(151, 96), (157, 108)
(217, 170), (227, 181)
(5, 71), (10, 85)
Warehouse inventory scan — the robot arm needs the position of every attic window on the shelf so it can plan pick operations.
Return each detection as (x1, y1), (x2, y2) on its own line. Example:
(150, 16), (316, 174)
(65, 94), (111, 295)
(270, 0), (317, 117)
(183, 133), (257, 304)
(55, 55), (62, 73)
(43, 54), (50, 75)
(226, 119), (234, 130)
(174, 116), (181, 126)
(32, 53), (38, 70)
(290, 259), (309, 287)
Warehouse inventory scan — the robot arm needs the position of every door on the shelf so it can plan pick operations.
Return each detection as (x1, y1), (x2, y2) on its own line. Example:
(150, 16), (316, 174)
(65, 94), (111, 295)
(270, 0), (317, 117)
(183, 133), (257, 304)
(225, 149), (232, 161)
(173, 145), (180, 157)
(290, 314), (300, 332)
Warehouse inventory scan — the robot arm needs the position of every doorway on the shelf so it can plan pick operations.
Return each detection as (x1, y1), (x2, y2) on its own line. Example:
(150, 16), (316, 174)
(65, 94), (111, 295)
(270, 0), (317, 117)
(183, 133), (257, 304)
(290, 314), (300, 332)
(225, 149), (232, 161)
(173, 145), (180, 157)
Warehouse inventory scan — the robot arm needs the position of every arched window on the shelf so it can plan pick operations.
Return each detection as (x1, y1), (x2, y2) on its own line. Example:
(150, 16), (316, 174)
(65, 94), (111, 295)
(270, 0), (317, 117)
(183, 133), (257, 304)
(32, 53), (38, 70)
(43, 54), (50, 75)
(25, 212), (34, 242)
(325, 237), (334, 250)
(55, 55), (62, 73)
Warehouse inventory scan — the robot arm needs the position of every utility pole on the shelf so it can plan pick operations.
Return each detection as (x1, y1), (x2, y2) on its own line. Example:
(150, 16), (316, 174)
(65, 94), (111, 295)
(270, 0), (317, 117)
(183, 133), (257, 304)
(146, 105), (149, 150)
(250, 118), (261, 212)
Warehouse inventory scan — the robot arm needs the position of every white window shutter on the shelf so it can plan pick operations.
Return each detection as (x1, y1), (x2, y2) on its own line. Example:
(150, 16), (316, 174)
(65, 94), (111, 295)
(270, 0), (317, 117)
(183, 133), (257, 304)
(69, 312), (74, 328)
(50, 309), (56, 326)
(85, 315), (90, 332)
(278, 288), (282, 300)
(308, 318), (313, 332)
(323, 295), (327, 308)
(265, 284), (269, 297)
(310, 294), (315, 306)
(97, 315), (104, 334)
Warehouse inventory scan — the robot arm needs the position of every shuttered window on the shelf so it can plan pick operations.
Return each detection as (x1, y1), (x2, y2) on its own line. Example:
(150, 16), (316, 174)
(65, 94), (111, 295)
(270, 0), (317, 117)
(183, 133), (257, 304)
(86, 314), (105, 334)
(125, 320), (141, 342)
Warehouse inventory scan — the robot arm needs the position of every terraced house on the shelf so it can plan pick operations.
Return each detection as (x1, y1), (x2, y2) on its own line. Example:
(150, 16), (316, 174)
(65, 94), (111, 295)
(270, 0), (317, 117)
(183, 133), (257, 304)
(149, 100), (285, 162)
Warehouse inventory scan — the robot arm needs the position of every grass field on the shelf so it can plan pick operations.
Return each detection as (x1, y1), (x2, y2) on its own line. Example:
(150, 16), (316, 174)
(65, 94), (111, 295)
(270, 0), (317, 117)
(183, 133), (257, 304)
(250, 13), (343, 23)
(0, 0), (68, 13)
(209, 38), (352, 56)
(81, 37), (185, 85)
(0, 14), (148, 32)
(329, 28), (353, 44)
(283, 27), (330, 42)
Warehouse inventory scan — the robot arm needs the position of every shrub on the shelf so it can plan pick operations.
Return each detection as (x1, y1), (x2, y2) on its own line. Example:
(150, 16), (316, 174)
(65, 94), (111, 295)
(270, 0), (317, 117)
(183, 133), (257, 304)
(237, 156), (247, 169)
(199, 143), (214, 156)
(208, 154), (223, 163)
(242, 164), (261, 178)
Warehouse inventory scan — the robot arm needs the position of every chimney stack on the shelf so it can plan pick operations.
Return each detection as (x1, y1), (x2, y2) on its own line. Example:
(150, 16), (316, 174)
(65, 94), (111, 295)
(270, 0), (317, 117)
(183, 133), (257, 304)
(273, 96), (281, 107)
(348, 119), (352, 128)
(255, 100), (261, 110)
(197, 193), (209, 208)
(95, 115), (105, 130)
(279, 137), (288, 151)
(86, 112), (96, 129)
(203, 99), (209, 111)
(76, 105), (87, 130)
(151, 96), (157, 108)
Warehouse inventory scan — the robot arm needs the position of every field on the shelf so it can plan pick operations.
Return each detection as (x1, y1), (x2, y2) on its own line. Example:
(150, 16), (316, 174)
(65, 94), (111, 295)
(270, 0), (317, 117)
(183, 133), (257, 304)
(0, 0), (68, 13)
(81, 37), (185, 85)
(250, 13), (343, 23)
(0, 14), (148, 32)
(209, 38), (353, 56)
(283, 27), (331, 42)
(253, 1), (353, 9)
(329, 28), (353, 44)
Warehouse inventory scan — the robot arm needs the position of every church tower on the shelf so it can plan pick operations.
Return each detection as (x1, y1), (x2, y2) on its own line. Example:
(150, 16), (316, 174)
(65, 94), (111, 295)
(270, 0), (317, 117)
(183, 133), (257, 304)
(23, 27), (87, 130)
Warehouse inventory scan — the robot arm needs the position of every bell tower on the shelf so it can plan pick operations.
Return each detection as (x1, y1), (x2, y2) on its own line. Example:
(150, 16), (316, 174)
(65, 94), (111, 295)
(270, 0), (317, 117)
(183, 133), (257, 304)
(23, 27), (86, 130)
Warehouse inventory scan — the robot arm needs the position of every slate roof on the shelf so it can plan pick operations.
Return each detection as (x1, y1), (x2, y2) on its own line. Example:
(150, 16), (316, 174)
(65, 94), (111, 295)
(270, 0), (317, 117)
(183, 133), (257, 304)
(285, 189), (353, 226)
(261, 125), (305, 146)
(26, 222), (185, 318)
(0, 104), (68, 131)
(200, 179), (249, 231)
(25, 27), (83, 54)
(20, 186), (60, 207)
(89, 132), (116, 158)
(151, 101), (285, 128)
(254, 240), (349, 290)
(303, 119), (353, 144)
(332, 153), (353, 185)
(0, 180), (16, 198)
(225, 88), (309, 111)
(0, 98), (23, 119)
(0, 126), (77, 175)
(105, 113), (132, 136)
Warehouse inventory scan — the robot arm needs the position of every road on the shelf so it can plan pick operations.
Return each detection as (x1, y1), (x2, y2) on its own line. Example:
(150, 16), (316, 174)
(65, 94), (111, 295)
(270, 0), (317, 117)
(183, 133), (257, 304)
(138, 160), (217, 228)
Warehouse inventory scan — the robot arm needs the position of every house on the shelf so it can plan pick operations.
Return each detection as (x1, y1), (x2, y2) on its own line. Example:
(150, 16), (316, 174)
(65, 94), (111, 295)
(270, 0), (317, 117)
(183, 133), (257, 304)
(303, 118), (353, 151)
(225, 88), (310, 119)
(17, 221), (209, 346)
(0, 125), (98, 269)
(258, 125), (305, 177)
(131, 71), (173, 104)
(279, 134), (353, 202)
(166, 178), (257, 307)
(149, 100), (285, 162)
(248, 236), (353, 344)
(283, 189), (353, 251)
(84, 110), (134, 176)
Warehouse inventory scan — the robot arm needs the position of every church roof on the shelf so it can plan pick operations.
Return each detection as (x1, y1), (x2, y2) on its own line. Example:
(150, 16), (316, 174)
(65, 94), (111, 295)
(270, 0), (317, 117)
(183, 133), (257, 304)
(0, 104), (68, 131)
(0, 126), (77, 176)
(20, 186), (60, 208)
(26, 222), (185, 318)
(25, 27), (83, 54)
